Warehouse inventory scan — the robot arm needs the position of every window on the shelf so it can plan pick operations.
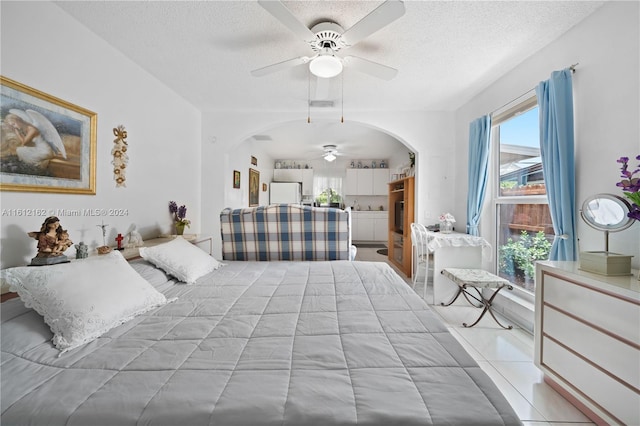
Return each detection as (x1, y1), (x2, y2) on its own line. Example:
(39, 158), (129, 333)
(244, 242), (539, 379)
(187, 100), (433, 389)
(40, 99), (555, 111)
(493, 95), (552, 293)
(313, 171), (343, 207)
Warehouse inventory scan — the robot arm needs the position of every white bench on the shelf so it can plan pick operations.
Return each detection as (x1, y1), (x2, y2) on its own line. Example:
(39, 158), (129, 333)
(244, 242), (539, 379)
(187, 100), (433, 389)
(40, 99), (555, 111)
(440, 268), (513, 329)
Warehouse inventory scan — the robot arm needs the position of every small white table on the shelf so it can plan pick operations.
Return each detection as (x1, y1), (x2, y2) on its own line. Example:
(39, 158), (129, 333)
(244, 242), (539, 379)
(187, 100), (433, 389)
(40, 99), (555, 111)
(424, 231), (492, 305)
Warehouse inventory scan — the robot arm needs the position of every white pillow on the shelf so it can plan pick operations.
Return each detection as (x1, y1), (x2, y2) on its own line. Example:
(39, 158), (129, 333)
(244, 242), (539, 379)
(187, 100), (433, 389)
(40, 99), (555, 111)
(3, 250), (170, 353)
(139, 236), (222, 284)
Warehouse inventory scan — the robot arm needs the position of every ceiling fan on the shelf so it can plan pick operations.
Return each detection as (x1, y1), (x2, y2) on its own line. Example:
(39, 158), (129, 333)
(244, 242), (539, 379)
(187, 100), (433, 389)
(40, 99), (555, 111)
(251, 0), (405, 80)
(322, 144), (340, 162)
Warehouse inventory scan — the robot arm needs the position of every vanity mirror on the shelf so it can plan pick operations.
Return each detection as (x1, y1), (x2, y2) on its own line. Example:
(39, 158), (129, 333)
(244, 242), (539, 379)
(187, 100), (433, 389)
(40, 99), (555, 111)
(579, 193), (634, 275)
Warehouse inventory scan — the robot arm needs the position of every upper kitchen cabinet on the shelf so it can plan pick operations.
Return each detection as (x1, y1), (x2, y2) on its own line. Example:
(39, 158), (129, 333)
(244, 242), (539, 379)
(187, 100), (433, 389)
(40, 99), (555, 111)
(345, 168), (389, 196)
(273, 169), (313, 195)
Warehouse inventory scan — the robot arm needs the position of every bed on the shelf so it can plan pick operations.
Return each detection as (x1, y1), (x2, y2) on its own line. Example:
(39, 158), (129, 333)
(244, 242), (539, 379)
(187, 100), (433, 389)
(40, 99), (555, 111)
(1, 206), (521, 425)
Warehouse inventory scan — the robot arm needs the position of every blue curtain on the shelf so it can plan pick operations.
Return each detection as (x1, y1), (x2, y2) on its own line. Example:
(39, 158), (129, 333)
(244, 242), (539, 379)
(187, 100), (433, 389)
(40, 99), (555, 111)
(466, 115), (492, 236)
(536, 69), (576, 261)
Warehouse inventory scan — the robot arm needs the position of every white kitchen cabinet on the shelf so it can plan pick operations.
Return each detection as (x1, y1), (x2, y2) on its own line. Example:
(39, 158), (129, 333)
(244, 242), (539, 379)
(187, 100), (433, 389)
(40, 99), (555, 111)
(345, 169), (388, 195)
(534, 261), (640, 426)
(273, 169), (298, 182)
(273, 169), (313, 196)
(352, 211), (388, 242)
(373, 215), (388, 241)
(372, 169), (390, 195)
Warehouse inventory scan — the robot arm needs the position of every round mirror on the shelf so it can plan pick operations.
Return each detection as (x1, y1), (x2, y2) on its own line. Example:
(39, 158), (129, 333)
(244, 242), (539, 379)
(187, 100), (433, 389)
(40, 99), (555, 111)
(580, 193), (635, 232)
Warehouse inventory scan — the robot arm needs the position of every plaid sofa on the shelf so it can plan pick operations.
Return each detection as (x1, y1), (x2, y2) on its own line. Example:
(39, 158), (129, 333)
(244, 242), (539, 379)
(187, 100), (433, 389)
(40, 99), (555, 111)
(220, 204), (353, 261)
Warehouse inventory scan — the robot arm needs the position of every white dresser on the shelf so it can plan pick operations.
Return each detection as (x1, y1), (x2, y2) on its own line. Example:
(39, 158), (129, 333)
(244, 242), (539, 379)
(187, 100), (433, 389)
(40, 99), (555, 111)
(534, 261), (640, 425)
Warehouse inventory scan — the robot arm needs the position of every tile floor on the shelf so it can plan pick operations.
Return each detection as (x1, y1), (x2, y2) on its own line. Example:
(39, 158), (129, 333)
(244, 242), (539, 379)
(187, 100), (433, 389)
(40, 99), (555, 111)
(355, 246), (595, 426)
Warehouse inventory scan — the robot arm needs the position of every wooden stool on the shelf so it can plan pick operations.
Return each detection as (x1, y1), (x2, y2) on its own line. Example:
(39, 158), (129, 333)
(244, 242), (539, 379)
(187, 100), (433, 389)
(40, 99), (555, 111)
(440, 268), (513, 329)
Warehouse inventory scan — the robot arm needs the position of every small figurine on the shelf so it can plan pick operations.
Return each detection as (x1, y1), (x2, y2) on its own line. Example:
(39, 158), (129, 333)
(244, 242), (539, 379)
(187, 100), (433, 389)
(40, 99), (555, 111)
(28, 216), (72, 265)
(75, 242), (89, 259)
(115, 233), (124, 250)
(124, 223), (144, 248)
(96, 221), (112, 254)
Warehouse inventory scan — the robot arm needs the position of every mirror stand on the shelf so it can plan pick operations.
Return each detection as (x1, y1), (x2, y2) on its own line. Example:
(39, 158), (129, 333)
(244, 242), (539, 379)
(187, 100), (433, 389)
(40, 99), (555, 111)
(579, 193), (635, 276)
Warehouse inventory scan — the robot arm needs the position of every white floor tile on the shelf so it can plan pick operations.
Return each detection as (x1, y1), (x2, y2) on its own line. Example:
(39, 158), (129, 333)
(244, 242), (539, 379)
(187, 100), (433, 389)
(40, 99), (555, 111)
(490, 361), (593, 423)
(477, 361), (547, 422)
(450, 325), (534, 363)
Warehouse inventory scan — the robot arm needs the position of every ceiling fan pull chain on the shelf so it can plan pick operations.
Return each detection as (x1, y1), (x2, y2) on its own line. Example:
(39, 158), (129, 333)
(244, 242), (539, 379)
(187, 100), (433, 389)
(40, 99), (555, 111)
(341, 70), (344, 123)
(307, 67), (311, 124)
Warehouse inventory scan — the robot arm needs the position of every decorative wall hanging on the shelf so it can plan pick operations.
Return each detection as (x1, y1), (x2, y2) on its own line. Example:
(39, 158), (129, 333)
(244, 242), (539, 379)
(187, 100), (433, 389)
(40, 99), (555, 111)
(233, 170), (241, 188)
(112, 125), (128, 187)
(249, 168), (260, 207)
(251, 156), (258, 166)
(262, 183), (267, 192)
(0, 76), (97, 194)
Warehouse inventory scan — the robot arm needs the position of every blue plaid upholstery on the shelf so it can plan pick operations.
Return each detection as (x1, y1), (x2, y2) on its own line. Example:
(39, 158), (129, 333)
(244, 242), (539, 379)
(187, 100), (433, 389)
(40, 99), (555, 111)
(220, 204), (352, 261)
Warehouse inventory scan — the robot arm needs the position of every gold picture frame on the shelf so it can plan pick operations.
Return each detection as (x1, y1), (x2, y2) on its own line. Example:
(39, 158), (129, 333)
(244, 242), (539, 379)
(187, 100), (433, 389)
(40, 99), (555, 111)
(1, 76), (97, 194)
(233, 170), (240, 189)
(249, 168), (259, 207)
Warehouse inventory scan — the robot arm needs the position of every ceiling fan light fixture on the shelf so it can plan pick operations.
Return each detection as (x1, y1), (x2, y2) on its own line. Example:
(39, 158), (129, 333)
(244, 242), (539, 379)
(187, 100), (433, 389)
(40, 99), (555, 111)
(309, 48), (343, 78)
(324, 152), (337, 162)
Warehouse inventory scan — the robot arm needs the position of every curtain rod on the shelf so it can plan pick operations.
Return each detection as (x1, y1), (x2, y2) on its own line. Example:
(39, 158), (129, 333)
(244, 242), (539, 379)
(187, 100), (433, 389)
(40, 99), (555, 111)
(491, 63), (579, 116)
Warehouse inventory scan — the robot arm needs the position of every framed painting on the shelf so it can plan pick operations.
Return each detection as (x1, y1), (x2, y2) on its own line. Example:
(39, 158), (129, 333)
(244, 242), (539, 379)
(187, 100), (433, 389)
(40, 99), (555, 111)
(249, 168), (259, 207)
(0, 76), (97, 194)
(251, 155), (257, 166)
(233, 170), (240, 188)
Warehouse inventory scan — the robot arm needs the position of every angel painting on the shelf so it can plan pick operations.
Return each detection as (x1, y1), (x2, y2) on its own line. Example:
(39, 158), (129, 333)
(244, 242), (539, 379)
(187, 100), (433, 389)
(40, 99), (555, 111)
(1, 76), (96, 194)
(4, 109), (66, 170)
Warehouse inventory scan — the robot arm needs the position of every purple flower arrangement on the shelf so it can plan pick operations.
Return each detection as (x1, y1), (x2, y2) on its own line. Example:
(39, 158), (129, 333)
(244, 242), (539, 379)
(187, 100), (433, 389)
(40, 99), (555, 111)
(169, 201), (191, 227)
(616, 155), (640, 221)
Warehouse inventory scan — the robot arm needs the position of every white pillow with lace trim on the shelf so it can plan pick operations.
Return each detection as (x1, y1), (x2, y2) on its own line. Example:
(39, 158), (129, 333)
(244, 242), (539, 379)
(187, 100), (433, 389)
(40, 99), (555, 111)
(139, 236), (223, 284)
(3, 250), (170, 353)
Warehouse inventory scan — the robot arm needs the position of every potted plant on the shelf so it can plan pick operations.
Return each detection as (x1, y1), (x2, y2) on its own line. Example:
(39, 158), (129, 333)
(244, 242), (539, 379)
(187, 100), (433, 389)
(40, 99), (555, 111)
(169, 201), (191, 235)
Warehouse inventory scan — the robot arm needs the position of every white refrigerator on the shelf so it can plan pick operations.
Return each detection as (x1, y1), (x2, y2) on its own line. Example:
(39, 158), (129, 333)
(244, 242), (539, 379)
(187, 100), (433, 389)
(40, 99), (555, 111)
(270, 182), (302, 205)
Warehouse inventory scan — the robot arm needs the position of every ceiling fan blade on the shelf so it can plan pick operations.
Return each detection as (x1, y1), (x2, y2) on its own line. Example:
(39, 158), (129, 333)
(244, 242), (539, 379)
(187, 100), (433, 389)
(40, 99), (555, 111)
(343, 56), (398, 80)
(340, 0), (405, 47)
(258, 0), (316, 43)
(251, 56), (310, 77)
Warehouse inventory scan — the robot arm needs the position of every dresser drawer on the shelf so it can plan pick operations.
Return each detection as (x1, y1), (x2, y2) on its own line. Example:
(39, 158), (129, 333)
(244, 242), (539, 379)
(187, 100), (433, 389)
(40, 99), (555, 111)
(542, 336), (639, 425)
(542, 273), (639, 344)
(543, 306), (640, 390)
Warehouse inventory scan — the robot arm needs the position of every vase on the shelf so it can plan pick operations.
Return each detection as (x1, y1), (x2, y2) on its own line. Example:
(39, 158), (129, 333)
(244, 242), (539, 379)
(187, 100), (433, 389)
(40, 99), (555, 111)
(175, 223), (185, 236)
(440, 221), (453, 234)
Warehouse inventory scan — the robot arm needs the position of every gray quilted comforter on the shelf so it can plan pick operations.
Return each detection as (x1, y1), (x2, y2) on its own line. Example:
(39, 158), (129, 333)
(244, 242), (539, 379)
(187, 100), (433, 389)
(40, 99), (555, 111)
(1, 260), (520, 425)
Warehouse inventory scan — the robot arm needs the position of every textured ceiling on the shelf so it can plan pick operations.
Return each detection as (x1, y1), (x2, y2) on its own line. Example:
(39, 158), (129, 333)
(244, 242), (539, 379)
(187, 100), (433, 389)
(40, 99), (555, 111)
(55, 1), (605, 159)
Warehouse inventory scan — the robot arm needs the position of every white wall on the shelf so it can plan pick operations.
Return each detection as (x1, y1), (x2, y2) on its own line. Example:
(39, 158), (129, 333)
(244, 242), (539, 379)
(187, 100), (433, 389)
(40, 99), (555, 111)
(0, 2), (202, 268)
(225, 140), (274, 208)
(453, 1), (640, 269)
(201, 110), (455, 257)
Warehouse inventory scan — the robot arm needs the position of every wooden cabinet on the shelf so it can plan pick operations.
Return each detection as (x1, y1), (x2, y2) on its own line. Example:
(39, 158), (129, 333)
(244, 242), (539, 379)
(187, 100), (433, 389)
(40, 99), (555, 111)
(387, 176), (414, 277)
(273, 169), (313, 195)
(352, 211), (388, 242)
(345, 169), (389, 195)
(534, 261), (640, 425)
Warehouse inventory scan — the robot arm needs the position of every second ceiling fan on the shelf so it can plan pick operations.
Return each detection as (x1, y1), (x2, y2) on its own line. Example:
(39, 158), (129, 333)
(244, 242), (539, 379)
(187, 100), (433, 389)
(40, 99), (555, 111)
(251, 0), (405, 80)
